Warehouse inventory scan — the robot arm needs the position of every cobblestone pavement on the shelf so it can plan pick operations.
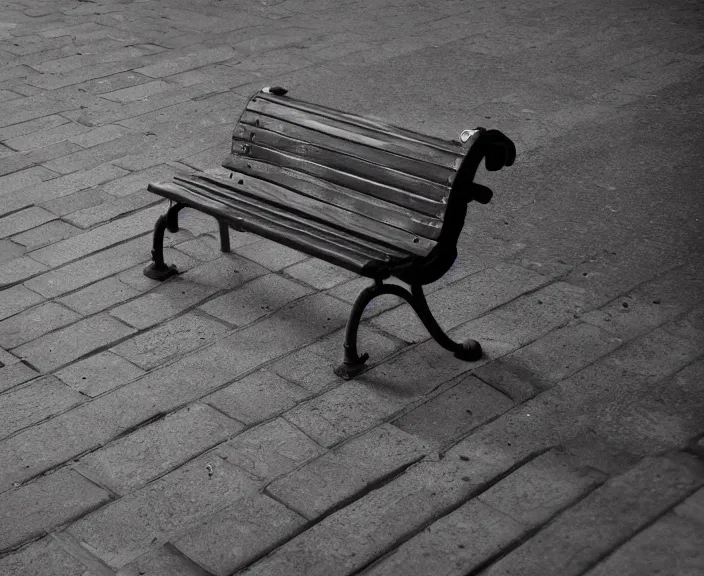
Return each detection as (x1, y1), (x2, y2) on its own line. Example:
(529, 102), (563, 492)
(1, 0), (703, 574)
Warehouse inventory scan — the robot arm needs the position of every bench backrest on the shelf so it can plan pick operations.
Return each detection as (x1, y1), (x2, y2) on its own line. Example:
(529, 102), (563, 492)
(221, 88), (479, 259)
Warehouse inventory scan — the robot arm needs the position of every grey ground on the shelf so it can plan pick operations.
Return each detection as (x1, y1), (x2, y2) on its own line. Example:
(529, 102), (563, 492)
(0, 0), (703, 574)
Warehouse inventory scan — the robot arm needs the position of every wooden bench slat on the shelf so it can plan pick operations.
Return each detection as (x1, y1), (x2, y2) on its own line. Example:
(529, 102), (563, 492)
(242, 100), (462, 171)
(231, 132), (450, 207)
(179, 171), (436, 256)
(214, 160), (443, 241)
(168, 178), (407, 260)
(225, 144), (446, 218)
(149, 181), (409, 275)
(234, 118), (453, 187)
(253, 92), (463, 156)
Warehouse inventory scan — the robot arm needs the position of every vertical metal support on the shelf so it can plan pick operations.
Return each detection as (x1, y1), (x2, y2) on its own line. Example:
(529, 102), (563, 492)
(219, 221), (231, 253)
(143, 203), (185, 281)
(334, 280), (381, 379)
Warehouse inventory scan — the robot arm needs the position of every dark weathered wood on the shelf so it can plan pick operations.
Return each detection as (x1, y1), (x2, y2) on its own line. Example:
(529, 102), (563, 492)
(148, 183), (411, 278)
(230, 132), (453, 206)
(233, 118), (455, 186)
(224, 144), (447, 217)
(214, 158), (443, 240)
(239, 104), (461, 173)
(175, 172), (436, 256)
(171, 175), (416, 258)
(166, 179), (406, 259)
(252, 92), (463, 155)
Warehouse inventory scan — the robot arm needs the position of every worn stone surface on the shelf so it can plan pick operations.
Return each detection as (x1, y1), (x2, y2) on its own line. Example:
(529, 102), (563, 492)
(364, 450), (605, 576)
(0, 362), (40, 394)
(117, 545), (212, 576)
(285, 380), (409, 448)
(13, 313), (136, 372)
(199, 273), (313, 327)
(45, 294), (349, 473)
(29, 204), (164, 267)
(78, 403), (242, 494)
(0, 537), (87, 576)
(0, 301), (80, 349)
(55, 351), (145, 397)
(393, 374), (514, 446)
(0, 285), (44, 322)
(205, 369), (310, 425)
(284, 258), (357, 290)
(477, 449), (606, 526)
(674, 487), (704, 526)
(0, 166), (58, 195)
(267, 424), (429, 519)
(0, 376), (85, 439)
(10, 220), (81, 250)
(57, 276), (140, 315)
(363, 499), (523, 576)
(0, 256), (48, 288)
(447, 314), (704, 475)
(100, 164), (178, 197)
(594, 357), (704, 455)
(242, 458), (498, 576)
(68, 455), (258, 567)
(39, 186), (111, 218)
(110, 255), (266, 329)
(24, 236), (159, 298)
(0, 239), (26, 265)
(583, 513), (704, 576)
(174, 233), (246, 261)
(270, 324), (406, 393)
(173, 494), (306, 576)
(235, 238), (309, 271)
(63, 189), (161, 229)
(0, 401), (123, 492)
(496, 321), (624, 390)
(110, 311), (230, 369)
(0, 164), (126, 217)
(3, 121), (90, 152)
(213, 418), (324, 482)
(483, 455), (704, 576)
(0, 468), (110, 552)
(0, 206), (55, 239)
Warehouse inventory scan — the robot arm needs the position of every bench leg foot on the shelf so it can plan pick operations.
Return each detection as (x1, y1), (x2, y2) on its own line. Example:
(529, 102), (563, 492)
(334, 281), (381, 380)
(408, 284), (483, 361)
(143, 203), (185, 281)
(335, 280), (481, 379)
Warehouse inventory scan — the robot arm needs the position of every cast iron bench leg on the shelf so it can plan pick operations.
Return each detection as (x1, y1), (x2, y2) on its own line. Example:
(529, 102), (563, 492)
(143, 202), (185, 280)
(218, 221), (231, 253)
(334, 280), (482, 380)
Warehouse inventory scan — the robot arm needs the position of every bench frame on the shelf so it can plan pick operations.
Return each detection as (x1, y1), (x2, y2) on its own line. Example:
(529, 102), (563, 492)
(143, 88), (515, 379)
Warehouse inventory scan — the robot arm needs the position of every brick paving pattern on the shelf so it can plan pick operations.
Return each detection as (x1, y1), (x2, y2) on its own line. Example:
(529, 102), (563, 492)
(0, 0), (703, 574)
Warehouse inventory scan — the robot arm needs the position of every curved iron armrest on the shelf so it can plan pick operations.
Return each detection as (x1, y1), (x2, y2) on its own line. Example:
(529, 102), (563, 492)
(458, 128), (517, 203)
(393, 128), (516, 286)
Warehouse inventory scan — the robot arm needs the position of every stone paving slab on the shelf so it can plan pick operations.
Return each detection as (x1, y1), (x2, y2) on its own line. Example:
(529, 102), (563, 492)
(0, 0), (702, 574)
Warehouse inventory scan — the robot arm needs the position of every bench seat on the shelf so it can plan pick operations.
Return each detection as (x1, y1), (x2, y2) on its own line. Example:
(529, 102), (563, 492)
(149, 169), (420, 279)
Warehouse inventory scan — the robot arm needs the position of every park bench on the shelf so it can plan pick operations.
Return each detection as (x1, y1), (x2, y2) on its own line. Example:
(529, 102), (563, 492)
(143, 87), (516, 379)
